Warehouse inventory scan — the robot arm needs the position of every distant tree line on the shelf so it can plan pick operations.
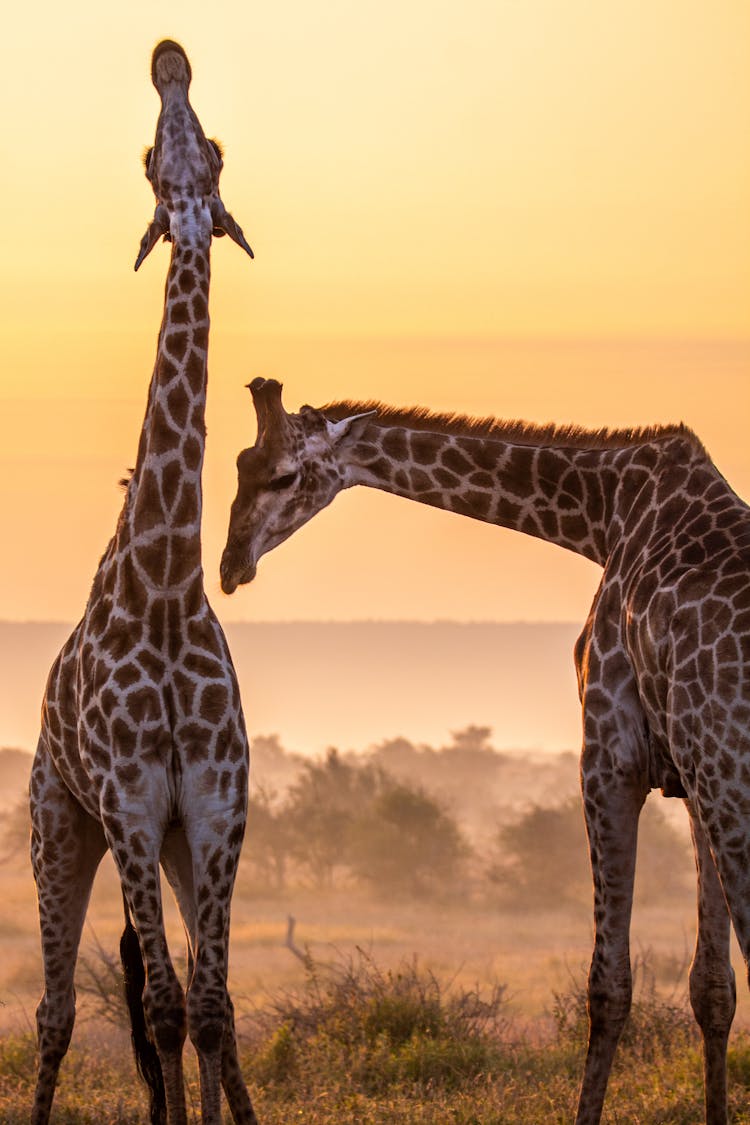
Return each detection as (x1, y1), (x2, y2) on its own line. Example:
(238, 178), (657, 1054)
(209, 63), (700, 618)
(0, 734), (694, 908)
(239, 734), (693, 907)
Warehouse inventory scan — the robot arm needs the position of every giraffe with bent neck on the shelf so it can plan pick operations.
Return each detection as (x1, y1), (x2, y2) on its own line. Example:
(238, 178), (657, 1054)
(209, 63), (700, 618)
(31, 42), (256, 1125)
(221, 378), (750, 1125)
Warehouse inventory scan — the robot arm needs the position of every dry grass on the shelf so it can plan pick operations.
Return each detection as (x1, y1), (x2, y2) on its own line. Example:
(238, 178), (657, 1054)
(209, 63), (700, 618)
(4, 844), (750, 1121)
(4, 954), (750, 1124)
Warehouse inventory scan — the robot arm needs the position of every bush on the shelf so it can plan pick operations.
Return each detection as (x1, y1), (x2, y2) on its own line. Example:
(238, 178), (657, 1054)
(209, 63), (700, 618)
(490, 796), (588, 907)
(248, 949), (509, 1095)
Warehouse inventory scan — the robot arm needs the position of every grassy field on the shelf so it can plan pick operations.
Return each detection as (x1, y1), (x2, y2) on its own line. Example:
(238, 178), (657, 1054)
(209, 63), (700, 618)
(3, 947), (750, 1123)
(4, 845), (750, 1124)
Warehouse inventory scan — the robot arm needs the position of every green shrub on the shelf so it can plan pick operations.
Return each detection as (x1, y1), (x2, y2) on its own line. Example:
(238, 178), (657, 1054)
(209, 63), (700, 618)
(254, 1021), (298, 1086)
(247, 949), (509, 1095)
(0, 1034), (37, 1083)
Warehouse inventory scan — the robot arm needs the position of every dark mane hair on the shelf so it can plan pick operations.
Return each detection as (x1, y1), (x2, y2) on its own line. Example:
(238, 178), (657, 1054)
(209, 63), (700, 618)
(321, 400), (704, 453)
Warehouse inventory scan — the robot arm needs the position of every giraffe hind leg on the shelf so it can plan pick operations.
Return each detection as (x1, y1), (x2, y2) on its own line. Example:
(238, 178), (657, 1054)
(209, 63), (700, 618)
(575, 764), (645, 1125)
(176, 807), (253, 1124)
(687, 807), (735, 1125)
(160, 823), (258, 1124)
(105, 810), (189, 1125)
(30, 743), (107, 1125)
(120, 892), (167, 1125)
(221, 995), (259, 1125)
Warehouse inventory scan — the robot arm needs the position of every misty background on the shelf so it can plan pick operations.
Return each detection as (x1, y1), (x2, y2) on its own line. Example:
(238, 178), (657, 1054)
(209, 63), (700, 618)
(0, 620), (582, 757)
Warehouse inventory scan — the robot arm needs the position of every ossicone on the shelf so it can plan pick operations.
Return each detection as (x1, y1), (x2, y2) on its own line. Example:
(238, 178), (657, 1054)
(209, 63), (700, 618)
(247, 378), (287, 440)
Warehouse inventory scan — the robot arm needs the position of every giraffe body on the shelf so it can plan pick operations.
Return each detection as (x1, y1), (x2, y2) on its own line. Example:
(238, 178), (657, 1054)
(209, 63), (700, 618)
(31, 42), (255, 1125)
(220, 380), (750, 1123)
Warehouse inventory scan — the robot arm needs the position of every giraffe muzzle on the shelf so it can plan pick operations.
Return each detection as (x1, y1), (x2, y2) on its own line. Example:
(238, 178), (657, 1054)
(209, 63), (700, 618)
(151, 40), (192, 91)
(220, 553), (257, 595)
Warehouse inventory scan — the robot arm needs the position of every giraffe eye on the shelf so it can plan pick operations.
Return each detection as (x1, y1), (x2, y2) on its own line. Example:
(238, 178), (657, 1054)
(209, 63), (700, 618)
(268, 472), (298, 492)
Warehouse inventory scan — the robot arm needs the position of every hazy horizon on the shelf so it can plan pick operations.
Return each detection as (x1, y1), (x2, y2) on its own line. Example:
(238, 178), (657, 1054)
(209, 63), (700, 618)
(0, 620), (584, 758)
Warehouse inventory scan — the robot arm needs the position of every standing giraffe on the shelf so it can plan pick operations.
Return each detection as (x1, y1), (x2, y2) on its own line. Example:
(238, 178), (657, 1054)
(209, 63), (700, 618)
(31, 42), (256, 1125)
(220, 378), (750, 1125)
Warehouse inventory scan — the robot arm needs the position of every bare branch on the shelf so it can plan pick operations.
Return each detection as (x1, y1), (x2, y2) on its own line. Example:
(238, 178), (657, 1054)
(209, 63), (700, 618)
(285, 915), (313, 969)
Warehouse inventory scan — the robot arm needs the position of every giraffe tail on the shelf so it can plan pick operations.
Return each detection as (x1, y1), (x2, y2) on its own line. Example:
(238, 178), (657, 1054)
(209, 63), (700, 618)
(119, 892), (167, 1125)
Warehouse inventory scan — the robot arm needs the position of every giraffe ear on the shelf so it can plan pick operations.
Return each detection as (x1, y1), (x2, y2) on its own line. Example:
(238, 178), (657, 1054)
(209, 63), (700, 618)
(327, 411), (377, 445)
(134, 204), (170, 271)
(211, 199), (254, 259)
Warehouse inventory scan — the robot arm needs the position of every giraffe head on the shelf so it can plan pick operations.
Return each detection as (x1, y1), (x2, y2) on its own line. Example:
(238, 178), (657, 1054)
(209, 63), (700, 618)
(135, 39), (253, 270)
(220, 379), (375, 593)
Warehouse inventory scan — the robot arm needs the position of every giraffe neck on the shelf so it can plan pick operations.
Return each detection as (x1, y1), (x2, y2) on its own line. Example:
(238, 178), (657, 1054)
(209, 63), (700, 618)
(340, 421), (691, 567)
(121, 241), (211, 586)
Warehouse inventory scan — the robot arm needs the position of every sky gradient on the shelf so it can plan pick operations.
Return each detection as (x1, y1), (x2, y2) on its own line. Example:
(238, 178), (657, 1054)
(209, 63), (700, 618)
(1, 1), (749, 624)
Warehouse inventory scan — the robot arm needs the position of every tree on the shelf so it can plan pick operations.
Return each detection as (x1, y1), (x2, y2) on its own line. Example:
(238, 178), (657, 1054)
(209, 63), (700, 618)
(249, 733), (305, 794)
(349, 779), (470, 898)
(243, 786), (293, 891)
(285, 749), (379, 888)
(489, 795), (589, 907)
(0, 793), (31, 861)
(489, 795), (691, 909)
(447, 726), (495, 755)
(276, 749), (470, 897)
(369, 737), (430, 786)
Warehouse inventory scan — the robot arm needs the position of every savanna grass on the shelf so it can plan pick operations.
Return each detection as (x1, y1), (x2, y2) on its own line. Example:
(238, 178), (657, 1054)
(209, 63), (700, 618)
(4, 950), (750, 1123)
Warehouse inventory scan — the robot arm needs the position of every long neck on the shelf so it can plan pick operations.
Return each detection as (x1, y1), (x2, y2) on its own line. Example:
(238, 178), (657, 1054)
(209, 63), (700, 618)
(343, 422), (662, 567)
(122, 242), (211, 585)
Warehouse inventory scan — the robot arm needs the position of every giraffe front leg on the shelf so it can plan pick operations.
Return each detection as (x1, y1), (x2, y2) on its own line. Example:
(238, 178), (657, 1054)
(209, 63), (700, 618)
(30, 744), (107, 1125)
(687, 807), (735, 1125)
(187, 870), (234, 1125)
(179, 803), (251, 1125)
(575, 757), (646, 1125)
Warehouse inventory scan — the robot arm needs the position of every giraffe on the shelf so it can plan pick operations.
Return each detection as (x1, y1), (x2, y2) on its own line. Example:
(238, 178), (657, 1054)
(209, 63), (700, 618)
(220, 378), (750, 1124)
(30, 41), (256, 1125)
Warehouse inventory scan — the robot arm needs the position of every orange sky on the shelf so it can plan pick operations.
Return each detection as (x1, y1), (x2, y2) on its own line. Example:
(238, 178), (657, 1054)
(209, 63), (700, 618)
(1, 2), (749, 624)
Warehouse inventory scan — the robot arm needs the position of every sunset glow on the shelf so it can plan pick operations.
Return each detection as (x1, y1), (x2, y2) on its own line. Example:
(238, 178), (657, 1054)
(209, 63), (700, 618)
(1, 0), (748, 625)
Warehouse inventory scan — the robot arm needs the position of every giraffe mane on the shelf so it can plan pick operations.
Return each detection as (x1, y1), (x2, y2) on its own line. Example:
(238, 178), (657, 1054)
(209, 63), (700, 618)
(320, 401), (705, 453)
